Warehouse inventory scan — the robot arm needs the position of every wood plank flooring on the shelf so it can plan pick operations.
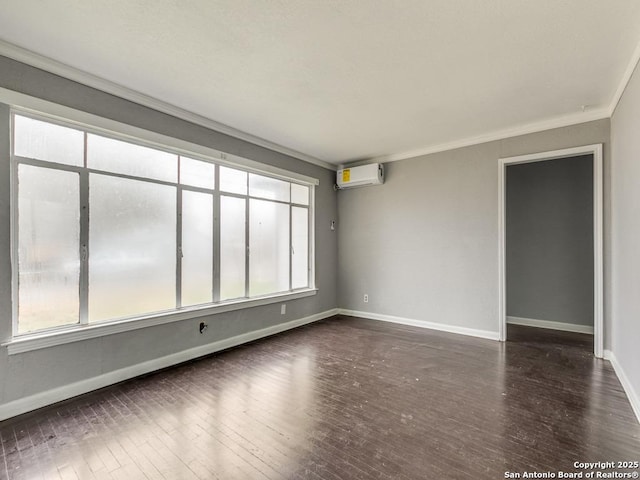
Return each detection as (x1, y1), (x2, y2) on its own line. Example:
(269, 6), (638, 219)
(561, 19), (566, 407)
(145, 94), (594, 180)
(1, 316), (638, 479)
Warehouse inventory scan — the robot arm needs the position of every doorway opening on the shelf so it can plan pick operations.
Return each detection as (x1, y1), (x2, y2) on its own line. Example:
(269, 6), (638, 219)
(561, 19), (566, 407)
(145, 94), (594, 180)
(498, 145), (603, 357)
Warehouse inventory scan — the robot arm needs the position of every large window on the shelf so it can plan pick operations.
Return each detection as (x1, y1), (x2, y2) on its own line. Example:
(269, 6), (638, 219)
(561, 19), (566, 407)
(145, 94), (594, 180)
(12, 113), (314, 336)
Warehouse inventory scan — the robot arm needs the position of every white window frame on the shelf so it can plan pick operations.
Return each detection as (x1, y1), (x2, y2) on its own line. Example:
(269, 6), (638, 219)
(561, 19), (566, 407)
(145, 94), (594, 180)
(2, 90), (318, 355)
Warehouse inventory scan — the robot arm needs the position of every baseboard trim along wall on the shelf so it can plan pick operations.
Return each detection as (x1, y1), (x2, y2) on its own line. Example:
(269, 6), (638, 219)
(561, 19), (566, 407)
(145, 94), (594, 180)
(0, 308), (339, 421)
(604, 350), (640, 425)
(507, 316), (594, 335)
(338, 309), (500, 341)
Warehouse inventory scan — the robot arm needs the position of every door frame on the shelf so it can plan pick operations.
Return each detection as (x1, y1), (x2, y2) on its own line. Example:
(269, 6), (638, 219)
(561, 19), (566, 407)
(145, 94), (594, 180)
(498, 144), (604, 358)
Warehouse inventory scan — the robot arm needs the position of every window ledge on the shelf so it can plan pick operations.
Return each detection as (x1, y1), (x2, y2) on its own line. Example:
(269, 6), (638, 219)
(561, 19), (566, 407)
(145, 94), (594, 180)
(3, 289), (318, 355)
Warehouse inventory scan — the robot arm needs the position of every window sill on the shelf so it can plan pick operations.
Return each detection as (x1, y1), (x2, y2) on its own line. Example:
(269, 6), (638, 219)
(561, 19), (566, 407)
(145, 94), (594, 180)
(3, 289), (318, 355)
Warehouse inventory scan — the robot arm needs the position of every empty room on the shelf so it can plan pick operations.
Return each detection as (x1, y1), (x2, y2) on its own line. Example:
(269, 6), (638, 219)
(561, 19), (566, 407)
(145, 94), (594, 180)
(0, 1), (639, 479)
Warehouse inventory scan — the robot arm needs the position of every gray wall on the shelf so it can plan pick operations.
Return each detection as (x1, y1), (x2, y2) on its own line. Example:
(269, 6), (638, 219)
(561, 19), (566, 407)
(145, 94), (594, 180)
(611, 61), (640, 408)
(506, 156), (594, 326)
(338, 120), (610, 339)
(0, 56), (338, 407)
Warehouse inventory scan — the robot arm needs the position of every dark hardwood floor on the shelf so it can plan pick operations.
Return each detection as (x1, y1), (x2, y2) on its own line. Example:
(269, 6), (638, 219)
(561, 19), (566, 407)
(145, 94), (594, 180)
(1, 316), (639, 479)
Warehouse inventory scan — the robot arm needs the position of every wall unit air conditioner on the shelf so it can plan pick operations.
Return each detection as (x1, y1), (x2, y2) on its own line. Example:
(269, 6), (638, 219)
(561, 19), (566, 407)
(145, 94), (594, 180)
(336, 163), (384, 189)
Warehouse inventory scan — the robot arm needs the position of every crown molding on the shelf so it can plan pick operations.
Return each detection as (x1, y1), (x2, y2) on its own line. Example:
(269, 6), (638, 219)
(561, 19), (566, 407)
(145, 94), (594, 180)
(3, 32), (640, 170)
(0, 39), (337, 171)
(609, 35), (640, 117)
(367, 107), (610, 165)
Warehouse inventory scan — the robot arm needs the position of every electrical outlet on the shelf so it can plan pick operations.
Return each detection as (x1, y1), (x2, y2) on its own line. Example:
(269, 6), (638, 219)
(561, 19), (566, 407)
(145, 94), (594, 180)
(364, 294), (369, 303)
(281, 304), (286, 315)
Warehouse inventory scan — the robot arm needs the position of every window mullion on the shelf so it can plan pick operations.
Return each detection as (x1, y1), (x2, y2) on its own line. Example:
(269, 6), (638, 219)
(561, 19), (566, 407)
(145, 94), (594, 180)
(176, 186), (183, 309)
(289, 203), (293, 292)
(10, 113), (19, 336)
(247, 196), (291, 206)
(79, 132), (89, 325)
(245, 194), (250, 299)
(308, 189), (315, 289)
(213, 165), (221, 303)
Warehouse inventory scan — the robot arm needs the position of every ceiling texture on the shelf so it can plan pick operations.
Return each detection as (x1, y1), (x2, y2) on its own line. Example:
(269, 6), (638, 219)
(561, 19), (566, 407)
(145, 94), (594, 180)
(1, 0), (640, 168)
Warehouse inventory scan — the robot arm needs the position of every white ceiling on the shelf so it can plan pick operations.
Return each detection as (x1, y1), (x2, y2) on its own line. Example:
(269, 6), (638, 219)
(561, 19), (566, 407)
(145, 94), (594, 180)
(1, 1), (640, 167)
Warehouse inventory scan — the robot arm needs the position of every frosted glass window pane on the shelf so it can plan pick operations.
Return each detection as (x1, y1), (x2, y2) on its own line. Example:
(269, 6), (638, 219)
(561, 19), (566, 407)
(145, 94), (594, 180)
(89, 174), (176, 321)
(180, 157), (215, 189)
(249, 199), (289, 296)
(87, 134), (177, 182)
(182, 191), (213, 306)
(291, 184), (310, 205)
(220, 166), (247, 195)
(292, 207), (309, 289)
(220, 196), (246, 300)
(14, 115), (84, 166)
(18, 165), (80, 333)
(249, 174), (290, 202)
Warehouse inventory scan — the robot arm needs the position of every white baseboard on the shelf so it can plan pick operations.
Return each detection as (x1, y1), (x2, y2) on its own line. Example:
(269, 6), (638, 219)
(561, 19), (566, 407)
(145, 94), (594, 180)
(604, 350), (640, 425)
(338, 309), (500, 341)
(507, 316), (594, 334)
(0, 308), (339, 421)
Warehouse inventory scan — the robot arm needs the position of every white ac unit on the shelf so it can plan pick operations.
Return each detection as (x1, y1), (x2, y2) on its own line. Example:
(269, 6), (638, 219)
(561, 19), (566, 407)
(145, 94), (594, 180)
(336, 163), (384, 189)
